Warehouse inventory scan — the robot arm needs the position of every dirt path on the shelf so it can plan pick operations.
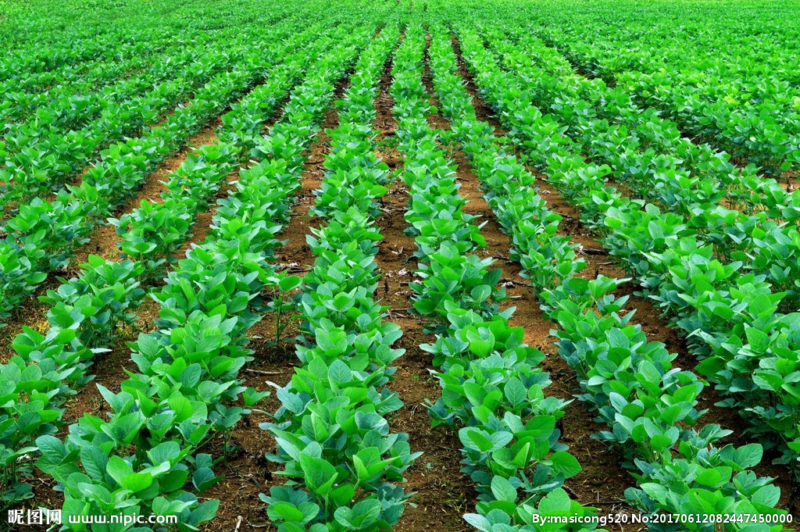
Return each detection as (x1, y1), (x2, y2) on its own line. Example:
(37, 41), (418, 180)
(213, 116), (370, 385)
(371, 43), (477, 531)
(202, 78), (348, 532)
(426, 37), (638, 522)
(451, 35), (798, 515)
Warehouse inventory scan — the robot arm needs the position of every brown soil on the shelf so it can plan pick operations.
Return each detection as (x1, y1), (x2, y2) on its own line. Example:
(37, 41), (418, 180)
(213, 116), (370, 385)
(8, 86), (297, 526)
(451, 37), (505, 137)
(174, 168), (238, 258)
(425, 37), (639, 525)
(782, 169), (799, 193)
(200, 353), (295, 532)
(0, 121), (222, 364)
(0, 285), (52, 364)
(379, 174), (477, 532)
(374, 43), (477, 531)
(273, 122), (331, 275)
(61, 297), (161, 422)
(450, 35), (800, 515)
(203, 78), (348, 532)
(74, 122), (222, 267)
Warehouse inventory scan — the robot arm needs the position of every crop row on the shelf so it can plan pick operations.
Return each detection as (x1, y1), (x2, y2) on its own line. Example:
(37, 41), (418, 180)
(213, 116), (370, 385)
(109, 30), (326, 278)
(539, 4), (800, 82)
(0, 0), (292, 122)
(391, 26), (599, 531)
(30, 24), (371, 530)
(458, 25), (800, 474)
(0, 16), (303, 216)
(0, 38), (168, 124)
(488, 26), (800, 223)
(0, 25), (145, 86)
(482, 26), (800, 309)
(1, 46), (209, 212)
(0, 15), (313, 324)
(0, 0), (255, 85)
(440, 27), (789, 529)
(0, 21), (334, 512)
(0, 21), (219, 126)
(531, 18), (800, 176)
(260, 26), (422, 531)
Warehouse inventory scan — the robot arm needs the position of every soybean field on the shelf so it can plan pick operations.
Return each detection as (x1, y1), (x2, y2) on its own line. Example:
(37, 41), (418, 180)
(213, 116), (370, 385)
(1, 0), (800, 530)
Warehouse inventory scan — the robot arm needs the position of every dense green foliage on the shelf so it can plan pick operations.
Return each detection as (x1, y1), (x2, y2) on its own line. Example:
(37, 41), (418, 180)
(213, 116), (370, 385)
(1, 0), (798, 530)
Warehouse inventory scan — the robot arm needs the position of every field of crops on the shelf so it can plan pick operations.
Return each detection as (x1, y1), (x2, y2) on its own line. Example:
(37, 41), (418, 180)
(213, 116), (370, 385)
(1, 0), (799, 530)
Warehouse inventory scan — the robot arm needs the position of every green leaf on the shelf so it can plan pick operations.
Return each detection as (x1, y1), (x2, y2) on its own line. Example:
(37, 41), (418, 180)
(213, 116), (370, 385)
(168, 394), (193, 422)
(466, 328), (494, 357)
(188, 499), (220, 525)
(147, 441), (180, 465)
(734, 443), (763, 469)
(267, 501), (305, 522)
(193, 467), (221, 492)
(278, 275), (302, 292)
(490, 475), (517, 503)
(80, 446), (107, 481)
(36, 436), (66, 464)
(538, 487), (571, 514)
(328, 359), (352, 386)
(550, 451), (581, 478)
(317, 327), (347, 356)
(121, 472), (153, 492)
(504, 378), (527, 407)
(77, 482), (112, 505)
(460, 427), (492, 452)
(696, 468), (722, 487)
(299, 454), (338, 495)
(745, 326), (769, 354)
(107, 455), (133, 488)
(334, 499), (381, 528)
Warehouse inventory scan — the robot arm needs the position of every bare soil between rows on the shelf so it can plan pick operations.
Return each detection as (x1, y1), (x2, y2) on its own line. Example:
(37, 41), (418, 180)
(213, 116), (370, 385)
(429, 37), (639, 527)
(7, 75), (303, 529)
(7, 30), (798, 532)
(451, 33), (799, 516)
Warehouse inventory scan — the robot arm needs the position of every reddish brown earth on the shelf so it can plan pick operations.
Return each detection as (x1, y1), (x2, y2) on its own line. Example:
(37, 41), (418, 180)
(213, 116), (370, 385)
(450, 33), (800, 516)
(377, 43), (477, 531)
(371, 172), (477, 532)
(427, 37), (639, 526)
(9, 32), (798, 532)
(203, 77), (348, 532)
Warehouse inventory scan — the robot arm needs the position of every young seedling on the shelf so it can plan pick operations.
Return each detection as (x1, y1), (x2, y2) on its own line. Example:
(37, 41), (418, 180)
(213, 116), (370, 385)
(265, 272), (302, 352)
